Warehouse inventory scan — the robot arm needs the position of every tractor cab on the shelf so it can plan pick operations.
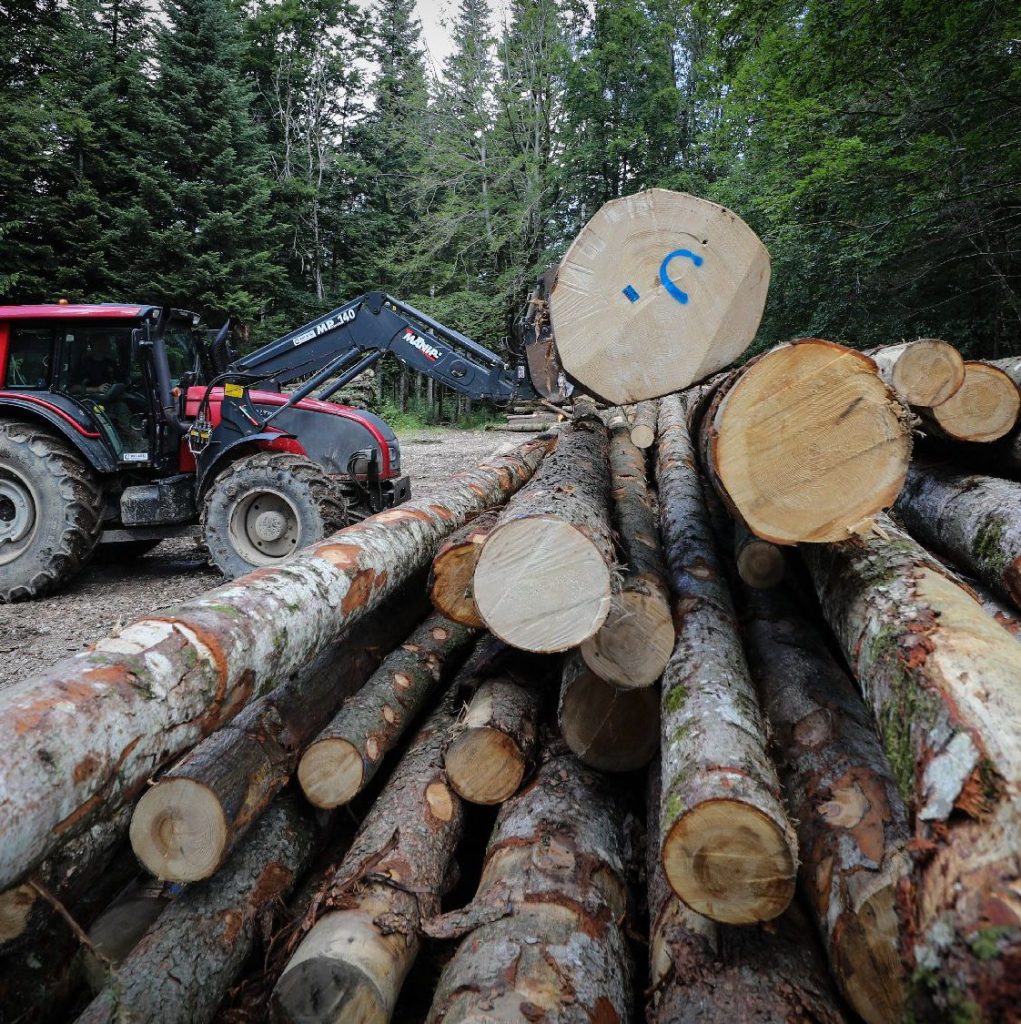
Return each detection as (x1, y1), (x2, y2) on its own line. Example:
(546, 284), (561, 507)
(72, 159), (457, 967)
(0, 304), (206, 473)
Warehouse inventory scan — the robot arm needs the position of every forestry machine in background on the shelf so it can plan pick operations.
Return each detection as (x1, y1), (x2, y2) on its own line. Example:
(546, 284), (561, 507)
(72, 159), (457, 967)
(0, 283), (564, 599)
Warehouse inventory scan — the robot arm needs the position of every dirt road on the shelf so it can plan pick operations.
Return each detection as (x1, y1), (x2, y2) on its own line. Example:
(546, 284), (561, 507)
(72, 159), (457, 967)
(0, 428), (522, 688)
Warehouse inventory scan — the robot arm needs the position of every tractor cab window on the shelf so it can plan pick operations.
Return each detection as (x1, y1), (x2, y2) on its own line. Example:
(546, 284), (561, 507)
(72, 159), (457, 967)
(55, 324), (149, 458)
(6, 327), (53, 388)
(163, 323), (201, 387)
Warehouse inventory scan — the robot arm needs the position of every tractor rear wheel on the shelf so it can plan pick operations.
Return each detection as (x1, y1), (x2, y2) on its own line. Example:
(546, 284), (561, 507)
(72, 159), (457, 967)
(0, 420), (103, 602)
(201, 452), (348, 579)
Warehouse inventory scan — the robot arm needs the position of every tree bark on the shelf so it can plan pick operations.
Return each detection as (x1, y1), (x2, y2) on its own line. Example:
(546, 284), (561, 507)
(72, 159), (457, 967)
(445, 676), (541, 804)
(271, 689), (464, 1024)
(427, 509), (500, 626)
(697, 338), (912, 543)
(550, 188), (770, 404)
(733, 521), (785, 588)
(894, 460), (1021, 608)
(76, 797), (318, 1024)
(867, 338), (965, 408)
(646, 763), (847, 1024)
(580, 408), (674, 688)
(129, 584), (429, 881)
(801, 515), (1021, 1019)
(0, 436), (550, 890)
(916, 431), (1021, 483)
(473, 402), (616, 652)
(919, 361), (1020, 443)
(425, 745), (633, 1023)
(655, 395), (798, 924)
(558, 653), (659, 772)
(628, 399), (658, 448)
(297, 613), (477, 809)
(740, 580), (912, 1024)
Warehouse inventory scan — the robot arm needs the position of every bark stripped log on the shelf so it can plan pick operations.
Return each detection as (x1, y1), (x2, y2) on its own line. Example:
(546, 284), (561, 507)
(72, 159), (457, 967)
(77, 797), (317, 1024)
(868, 338), (965, 409)
(801, 516), (1021, 1019)
(427, 510), (500, 626)
(272, 688), (464, 1023)
(629, 399), (658, 448)
(734, 521), (785, 588)
(741, 581), (912, 1024)
(646, 763), (846, 1024)
(130, 586), (428, 881)
(444, 676), (541, 804)
(558, 653), (659, 772)
(894, 460), (1021, 608)
(297, 613), (477, 810)
(697, 338), (911, 543)
(919, 360), (1020, 443)
(425, 746), (633, 1023)
(581, 407), (674, 687)
(656, 395), (797, 924)
(550, 188), (771, 404)
(473, 401), (616, 652)
(0, 437), (549, 890)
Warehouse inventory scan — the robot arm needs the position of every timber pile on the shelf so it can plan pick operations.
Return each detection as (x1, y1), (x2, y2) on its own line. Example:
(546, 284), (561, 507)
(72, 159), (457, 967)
(1, 323), (1020, 1021)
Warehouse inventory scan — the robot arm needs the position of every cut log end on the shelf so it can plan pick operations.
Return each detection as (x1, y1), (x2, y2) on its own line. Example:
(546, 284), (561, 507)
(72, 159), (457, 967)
(927, 362), (1020, 442)
(630, 423), (655, 449)
(272, 957), (387, 1024)
(445, 727), (527, 805)
(662, 799), (797, 925)
(735, 536), (786, 589)
(428, 539), (486, 627)
(579, 588), (674, 688)
(129, 779), (228, 882)
(473, 516), (612, 652)
(888, 339), (965, 408)
(711, 339), (911, 543)
(296, 737), (365, 809)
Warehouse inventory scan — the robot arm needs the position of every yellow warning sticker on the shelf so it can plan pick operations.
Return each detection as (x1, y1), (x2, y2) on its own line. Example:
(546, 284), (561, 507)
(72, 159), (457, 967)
(224, 383), (244, 398)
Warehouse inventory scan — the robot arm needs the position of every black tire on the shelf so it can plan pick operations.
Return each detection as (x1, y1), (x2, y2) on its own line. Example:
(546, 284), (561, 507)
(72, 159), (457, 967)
(201, 452), (348, 579)
(0, 419), (103, 602)
(93, 539), (162, 563)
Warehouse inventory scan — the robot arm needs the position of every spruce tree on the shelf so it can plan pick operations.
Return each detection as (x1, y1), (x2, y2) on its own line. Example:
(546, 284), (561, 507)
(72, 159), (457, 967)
(149, 0), (281, 330)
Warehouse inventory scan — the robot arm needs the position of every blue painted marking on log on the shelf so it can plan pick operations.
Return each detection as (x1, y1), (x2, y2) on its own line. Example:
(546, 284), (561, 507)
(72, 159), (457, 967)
(659, 248), (704, 305)
(622, 284), (640, 303)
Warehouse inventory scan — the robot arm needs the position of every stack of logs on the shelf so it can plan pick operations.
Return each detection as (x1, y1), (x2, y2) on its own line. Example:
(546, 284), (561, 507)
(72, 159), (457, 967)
(1, 336), (1020, 1024)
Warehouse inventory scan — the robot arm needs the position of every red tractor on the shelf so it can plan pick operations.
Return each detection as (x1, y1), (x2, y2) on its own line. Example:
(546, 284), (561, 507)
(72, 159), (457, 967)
(0, 293), (549, 600)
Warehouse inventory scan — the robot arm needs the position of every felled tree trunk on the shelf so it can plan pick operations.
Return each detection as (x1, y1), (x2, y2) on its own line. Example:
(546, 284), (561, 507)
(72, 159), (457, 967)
(271, 689), (464, 1024)
(696, 338), (911, 543)
(580, 408), (674, 687)
(868, 338), (965, 409)
(741, 580), (912, 1024)
(130, 586), (428, 881)
(801, 515), (1021, 1020)
(919, 361), (1020, 443)
(77, 797), (317, 1024)
(297, 613), (477, 810)
(550, 188), (770, 404)
(894, 460), (1021, 607)
(733, 521), (785, 588)
(0, 437), (550, 890)
(917, 432), (1021, 483)
(427, 510), (500, 626)
(558, 653), (659, 772)
(425, 746), (633, 1023)
(646, 763), (847, 1024)
(473, 400), (617, 652)
(655, 395), (797, 924)
(444, 676), (541, 804)
(628, 399), (658, 448)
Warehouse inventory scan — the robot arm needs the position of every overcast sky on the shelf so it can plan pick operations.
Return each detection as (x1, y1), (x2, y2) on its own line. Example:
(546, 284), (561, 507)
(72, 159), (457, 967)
(411, 0), (511, 75)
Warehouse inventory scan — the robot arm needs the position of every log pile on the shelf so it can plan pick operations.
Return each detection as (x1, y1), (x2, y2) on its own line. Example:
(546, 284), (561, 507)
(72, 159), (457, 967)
(1, 302), (1019, 1021)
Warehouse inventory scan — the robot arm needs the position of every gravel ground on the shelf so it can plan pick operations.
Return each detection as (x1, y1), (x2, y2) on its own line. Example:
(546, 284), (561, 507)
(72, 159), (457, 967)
(0, 427), (525, 688)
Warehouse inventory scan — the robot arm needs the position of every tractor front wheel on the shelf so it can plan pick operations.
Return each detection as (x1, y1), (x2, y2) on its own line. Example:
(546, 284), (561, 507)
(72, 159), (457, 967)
(0, 420), (103, 602)
(201, 452), (348, 579)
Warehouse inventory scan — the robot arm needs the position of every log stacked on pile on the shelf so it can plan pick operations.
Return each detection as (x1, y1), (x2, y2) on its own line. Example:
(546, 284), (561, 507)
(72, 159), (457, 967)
(2, 327), (1020, 1023)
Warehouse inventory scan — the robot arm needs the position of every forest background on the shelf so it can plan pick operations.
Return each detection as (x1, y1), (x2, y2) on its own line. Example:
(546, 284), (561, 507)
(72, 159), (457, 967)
(2, 0), (1018, 421)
